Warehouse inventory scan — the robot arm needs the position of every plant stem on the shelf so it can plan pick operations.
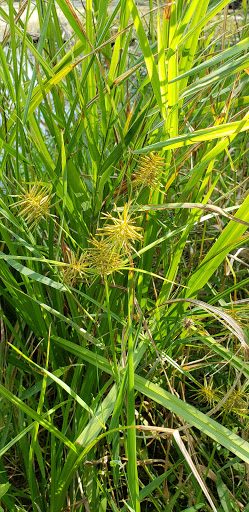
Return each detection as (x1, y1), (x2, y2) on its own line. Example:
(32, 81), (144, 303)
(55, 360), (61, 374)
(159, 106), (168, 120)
(127, 269), (140, 512)
(104, 276), (119, 384)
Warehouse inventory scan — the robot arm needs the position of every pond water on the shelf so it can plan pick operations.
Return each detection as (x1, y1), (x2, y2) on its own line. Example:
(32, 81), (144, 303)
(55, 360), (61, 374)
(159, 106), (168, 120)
(0, 2), (244, 42)
(0, 1), (179, 41)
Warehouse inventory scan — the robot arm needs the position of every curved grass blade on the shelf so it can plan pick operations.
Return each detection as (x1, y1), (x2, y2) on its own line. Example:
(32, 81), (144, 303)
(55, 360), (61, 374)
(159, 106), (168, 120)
(52, 336), (249, 465)
(0, 383), (78, 453)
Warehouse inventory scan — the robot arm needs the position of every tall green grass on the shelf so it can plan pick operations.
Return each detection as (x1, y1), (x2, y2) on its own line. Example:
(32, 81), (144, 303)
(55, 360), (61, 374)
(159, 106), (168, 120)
(1, 0), (249, 510)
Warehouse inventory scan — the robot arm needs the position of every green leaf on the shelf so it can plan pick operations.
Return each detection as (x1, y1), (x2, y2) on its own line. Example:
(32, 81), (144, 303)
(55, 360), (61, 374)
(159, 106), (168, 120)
(185, 193), (249, 299)
(0, 483), (10, 499)
(133, 118), (249, 154)
(0, 383), (78, 453)
(52, 336), (249, 466)
(127, 0), (162, 112)
(216, 473), (232, 512)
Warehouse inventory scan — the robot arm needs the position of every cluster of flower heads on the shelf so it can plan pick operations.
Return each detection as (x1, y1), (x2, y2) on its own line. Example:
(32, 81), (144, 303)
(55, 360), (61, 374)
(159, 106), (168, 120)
(132, 152), (166, 190)
(97, 202), (143, 255)
(11, 182), (54, 230)
(194, 376), (249, 417)
(61, 242), (122, 286)
(194, 376), (221, 407)
(221, 388), (249, 416)
(11, 151), (166, 285)
(62, 250), (89, 288)
(62, 202), (143, 286)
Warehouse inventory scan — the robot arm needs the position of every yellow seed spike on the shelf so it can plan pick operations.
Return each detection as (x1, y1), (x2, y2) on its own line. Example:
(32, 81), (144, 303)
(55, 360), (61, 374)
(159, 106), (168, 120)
(132, 153), (166, 189)
(11, 181), (54, 230)
(222, 389), (248, 416)
(193, 376), (221, 408)
(61, 249), (89, 287)
(98, 202), (143, 255)
(87, 237), (124, 277)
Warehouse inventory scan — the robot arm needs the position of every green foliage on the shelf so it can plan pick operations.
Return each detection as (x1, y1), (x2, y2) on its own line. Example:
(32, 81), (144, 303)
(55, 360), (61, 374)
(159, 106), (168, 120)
(1, 0), (249, 510)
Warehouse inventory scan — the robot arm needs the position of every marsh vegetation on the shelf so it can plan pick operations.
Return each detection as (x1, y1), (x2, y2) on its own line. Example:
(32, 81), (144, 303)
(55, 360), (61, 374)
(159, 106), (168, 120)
(1, 0), (249, 511)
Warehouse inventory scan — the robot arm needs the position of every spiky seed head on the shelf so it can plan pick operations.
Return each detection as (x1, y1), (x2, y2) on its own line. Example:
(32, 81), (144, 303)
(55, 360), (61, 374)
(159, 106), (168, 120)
(194, 376), (221, 407)
(222, 389), (248, 416)
(11, 182), (54, 230)
(87, 237), (124, 278)
(98, 202), (143, 255)
(62, 249), (89, 287)
(132, 152), (166, 189)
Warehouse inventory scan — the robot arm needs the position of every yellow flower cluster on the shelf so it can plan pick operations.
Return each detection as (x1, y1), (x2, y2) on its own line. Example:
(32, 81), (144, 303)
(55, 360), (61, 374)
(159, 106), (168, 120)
(132, 152), (166, 190)
(194, 376), (221, 408)
(61, 203), (143, 286)
(11, 182), (54, 230)
(194, 377), (249, 418)
(222, 389), (248, 416)
(97, 202), (143, 255)
(12, 151), (167, 285)
(62, 250), (89, 287)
